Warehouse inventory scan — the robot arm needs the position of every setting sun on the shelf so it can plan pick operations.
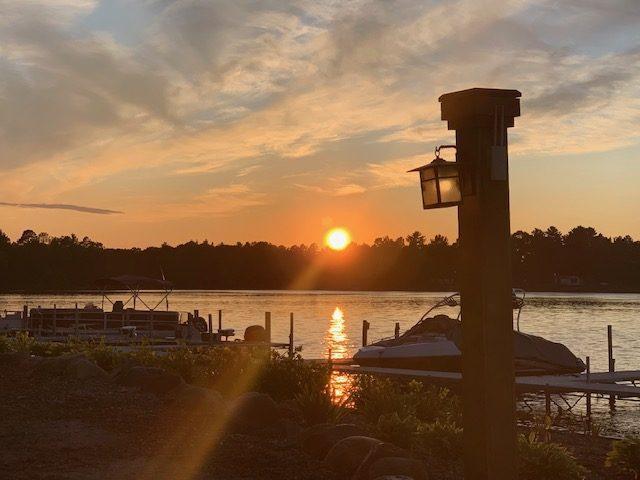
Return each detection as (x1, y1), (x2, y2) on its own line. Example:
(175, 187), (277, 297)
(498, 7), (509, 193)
(325, 228), (352, 251)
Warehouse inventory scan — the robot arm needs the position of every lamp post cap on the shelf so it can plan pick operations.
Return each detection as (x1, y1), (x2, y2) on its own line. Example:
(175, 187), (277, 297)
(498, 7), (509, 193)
(439, 88), (521, 129)
(438, 88), (521, 103)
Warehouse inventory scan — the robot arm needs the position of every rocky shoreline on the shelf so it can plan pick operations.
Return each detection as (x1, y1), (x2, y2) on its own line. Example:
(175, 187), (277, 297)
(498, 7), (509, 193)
(0, 351), (633, 479)
(0, 352), (428, 480)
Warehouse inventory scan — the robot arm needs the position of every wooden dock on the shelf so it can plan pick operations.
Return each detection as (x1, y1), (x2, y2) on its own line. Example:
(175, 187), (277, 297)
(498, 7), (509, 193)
(330, 363), (640, 398)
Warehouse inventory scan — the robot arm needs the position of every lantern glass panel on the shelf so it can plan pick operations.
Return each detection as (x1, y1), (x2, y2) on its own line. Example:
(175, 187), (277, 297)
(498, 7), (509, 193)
(421, 179), (438, 207)
(420, 166), (436, 181)
(437, 163), (459, 178)
(438, 177), (462, 203)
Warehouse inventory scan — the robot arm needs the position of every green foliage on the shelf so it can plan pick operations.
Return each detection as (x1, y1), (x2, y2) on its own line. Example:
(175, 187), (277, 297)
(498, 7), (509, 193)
(256, 352), (330, 402)
(373, 412), (420, 449)
(517, 435), (587, 480)
(0, 335), (11, 353)
(350, 376), (461, 425)
(294, 382), (347, 426)
(350, 376), (414, 421)
(408, 381), (461, 424)
(606, 436), (640, 479)
(412, 420), (463, 471)
(12, 332), (36, 353)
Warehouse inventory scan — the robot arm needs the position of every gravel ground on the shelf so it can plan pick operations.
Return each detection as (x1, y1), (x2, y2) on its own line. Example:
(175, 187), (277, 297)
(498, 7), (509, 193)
(0, 362), (340, 480)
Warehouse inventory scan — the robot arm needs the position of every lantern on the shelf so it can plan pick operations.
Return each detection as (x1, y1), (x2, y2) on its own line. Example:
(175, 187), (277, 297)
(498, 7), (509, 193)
(409, 145), (462, 209)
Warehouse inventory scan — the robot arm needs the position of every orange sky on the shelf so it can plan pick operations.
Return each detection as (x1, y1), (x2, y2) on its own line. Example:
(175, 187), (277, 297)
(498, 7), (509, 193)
(1, 1), (639, 248)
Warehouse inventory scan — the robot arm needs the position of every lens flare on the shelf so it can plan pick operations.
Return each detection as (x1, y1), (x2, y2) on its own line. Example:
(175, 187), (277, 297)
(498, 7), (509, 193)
(325, 228), (351, 250)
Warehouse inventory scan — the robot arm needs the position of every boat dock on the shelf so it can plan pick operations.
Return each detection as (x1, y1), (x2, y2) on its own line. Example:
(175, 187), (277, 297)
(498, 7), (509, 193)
(329, 361), (640, 423)
(331, 363), (640, 397)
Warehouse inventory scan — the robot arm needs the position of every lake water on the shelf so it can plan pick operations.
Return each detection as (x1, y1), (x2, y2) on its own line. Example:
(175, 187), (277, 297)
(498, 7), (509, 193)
(2, 290), (639, 434)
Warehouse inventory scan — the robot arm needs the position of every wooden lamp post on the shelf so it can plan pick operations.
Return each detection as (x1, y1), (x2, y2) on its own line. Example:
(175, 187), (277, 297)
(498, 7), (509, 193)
(410, 88), (521, 479)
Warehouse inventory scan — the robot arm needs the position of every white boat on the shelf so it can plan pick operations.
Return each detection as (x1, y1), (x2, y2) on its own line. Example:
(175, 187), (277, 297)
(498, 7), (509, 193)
(354, 292), (586, 376)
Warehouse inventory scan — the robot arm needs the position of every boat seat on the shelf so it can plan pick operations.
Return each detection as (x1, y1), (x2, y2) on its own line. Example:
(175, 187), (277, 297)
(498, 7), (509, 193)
(218, 328), (235, 340)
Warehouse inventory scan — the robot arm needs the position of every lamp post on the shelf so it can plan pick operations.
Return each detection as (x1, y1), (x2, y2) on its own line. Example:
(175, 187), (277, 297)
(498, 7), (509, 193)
(410, 88), (521, 480)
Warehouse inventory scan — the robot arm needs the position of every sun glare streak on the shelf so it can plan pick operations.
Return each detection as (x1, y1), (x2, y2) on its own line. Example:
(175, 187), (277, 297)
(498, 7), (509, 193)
(138, 356), (269, 480)
(325, 228), (351, 250)
(326, 306), (352, 400)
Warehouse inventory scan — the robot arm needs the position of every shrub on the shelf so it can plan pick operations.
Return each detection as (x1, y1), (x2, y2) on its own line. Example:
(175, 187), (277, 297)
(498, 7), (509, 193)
(374, 412), (420, 449)
(256, 352), (330, 402)
(406, 381), (461, 424)
(294, 382), (347, 426)
(517, 435), (587, 480)
(350, 376), (461, 426)
(412, 419), (463, 470)
(606, 436), (640, 479)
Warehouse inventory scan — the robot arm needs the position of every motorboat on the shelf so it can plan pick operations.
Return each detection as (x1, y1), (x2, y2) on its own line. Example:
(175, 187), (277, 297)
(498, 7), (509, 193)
(353, 291), (586, 376)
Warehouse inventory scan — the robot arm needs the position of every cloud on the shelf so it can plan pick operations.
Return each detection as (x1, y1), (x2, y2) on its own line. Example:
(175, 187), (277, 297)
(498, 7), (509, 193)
(0, 202), (122, 214)
(0, 0), (639, 230)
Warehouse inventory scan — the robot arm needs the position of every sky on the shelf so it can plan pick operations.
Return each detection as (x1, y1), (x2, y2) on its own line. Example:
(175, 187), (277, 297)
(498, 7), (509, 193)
(0, 0), (639, 248)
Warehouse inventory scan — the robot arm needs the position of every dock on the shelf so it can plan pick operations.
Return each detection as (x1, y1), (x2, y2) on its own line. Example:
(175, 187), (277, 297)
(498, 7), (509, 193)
(331, 363), (640, 397)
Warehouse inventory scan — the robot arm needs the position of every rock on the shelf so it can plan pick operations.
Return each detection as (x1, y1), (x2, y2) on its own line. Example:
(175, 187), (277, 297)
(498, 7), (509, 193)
(301, 423), (366, 460)
(176, 384), (225, 410)
(113, 366), (184, 394)
(0, 352), (31, 367)
(368, 457), (428, 480)
(34, 353), (83, 375)
(352, 442), (415, 480)
(31, 353), (107, 380)
(324, 436), (383, 477)
(65, 357), (109, 380)
(229, 392), (280, 432)
(371, 476), (415, 480)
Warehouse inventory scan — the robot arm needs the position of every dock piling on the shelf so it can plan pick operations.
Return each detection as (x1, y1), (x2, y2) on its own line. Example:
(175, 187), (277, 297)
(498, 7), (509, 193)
(608, 325), (616, 410)
(545, 389), (551, 416)
(362, 320), (369, 346)
(394, 322), (400, 339)
(208, 314), (213, 343)
(22, 305), (28, 330)
(288, 313), (294, 357)
(586, 356), (592, 434)
(218, 309), (222, 331)
(265, 312), (272, 345)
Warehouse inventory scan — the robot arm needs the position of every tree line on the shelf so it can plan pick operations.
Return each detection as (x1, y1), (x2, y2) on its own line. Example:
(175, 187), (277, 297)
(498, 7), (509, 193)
(0, 226), (638, 292)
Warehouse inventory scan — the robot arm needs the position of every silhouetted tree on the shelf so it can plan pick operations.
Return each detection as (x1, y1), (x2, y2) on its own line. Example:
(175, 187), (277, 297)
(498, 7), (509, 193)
(0, 226), (637, 292)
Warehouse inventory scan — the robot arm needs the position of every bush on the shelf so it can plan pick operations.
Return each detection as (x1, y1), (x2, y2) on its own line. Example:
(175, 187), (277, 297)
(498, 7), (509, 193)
(350, 376), (460, 425)
(406, 381), (461, 424)
(374, 412), (420, 449)
(412, 419), (463, 470)
(606, 436), (640, 479)
(294, 382), (347, 426)
(517, 435), (587, 480)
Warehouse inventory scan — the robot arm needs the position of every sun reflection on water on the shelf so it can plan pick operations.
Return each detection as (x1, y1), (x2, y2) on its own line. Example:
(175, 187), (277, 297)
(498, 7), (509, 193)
(325, 306), (352, 401)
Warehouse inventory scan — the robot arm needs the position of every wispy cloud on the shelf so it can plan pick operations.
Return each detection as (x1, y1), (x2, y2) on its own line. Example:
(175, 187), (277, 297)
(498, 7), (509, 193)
(0, 202), (123, 215)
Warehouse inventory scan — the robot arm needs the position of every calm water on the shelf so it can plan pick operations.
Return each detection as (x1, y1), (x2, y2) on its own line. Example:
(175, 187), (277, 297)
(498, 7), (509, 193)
(2, 290), (639, 434)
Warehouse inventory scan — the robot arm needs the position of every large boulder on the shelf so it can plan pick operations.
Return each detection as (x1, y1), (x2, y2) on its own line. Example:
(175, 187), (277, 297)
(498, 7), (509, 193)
(0, 352), (32, 367)
(352, 442), (417, 480)
(175, 384), (225, 410)
(324, 436), (383, 477)
(65, 357), (109, 380)
(32, 354), (108, 380)
(301, 423), (366, 460)
(229, 392), (280, 432)
(113, 366), (184, 394)
(367, 457), (429, 480)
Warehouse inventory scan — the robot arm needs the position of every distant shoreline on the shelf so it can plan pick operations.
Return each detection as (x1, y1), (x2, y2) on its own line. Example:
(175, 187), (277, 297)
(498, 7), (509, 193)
(1, 288), (638, 295)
